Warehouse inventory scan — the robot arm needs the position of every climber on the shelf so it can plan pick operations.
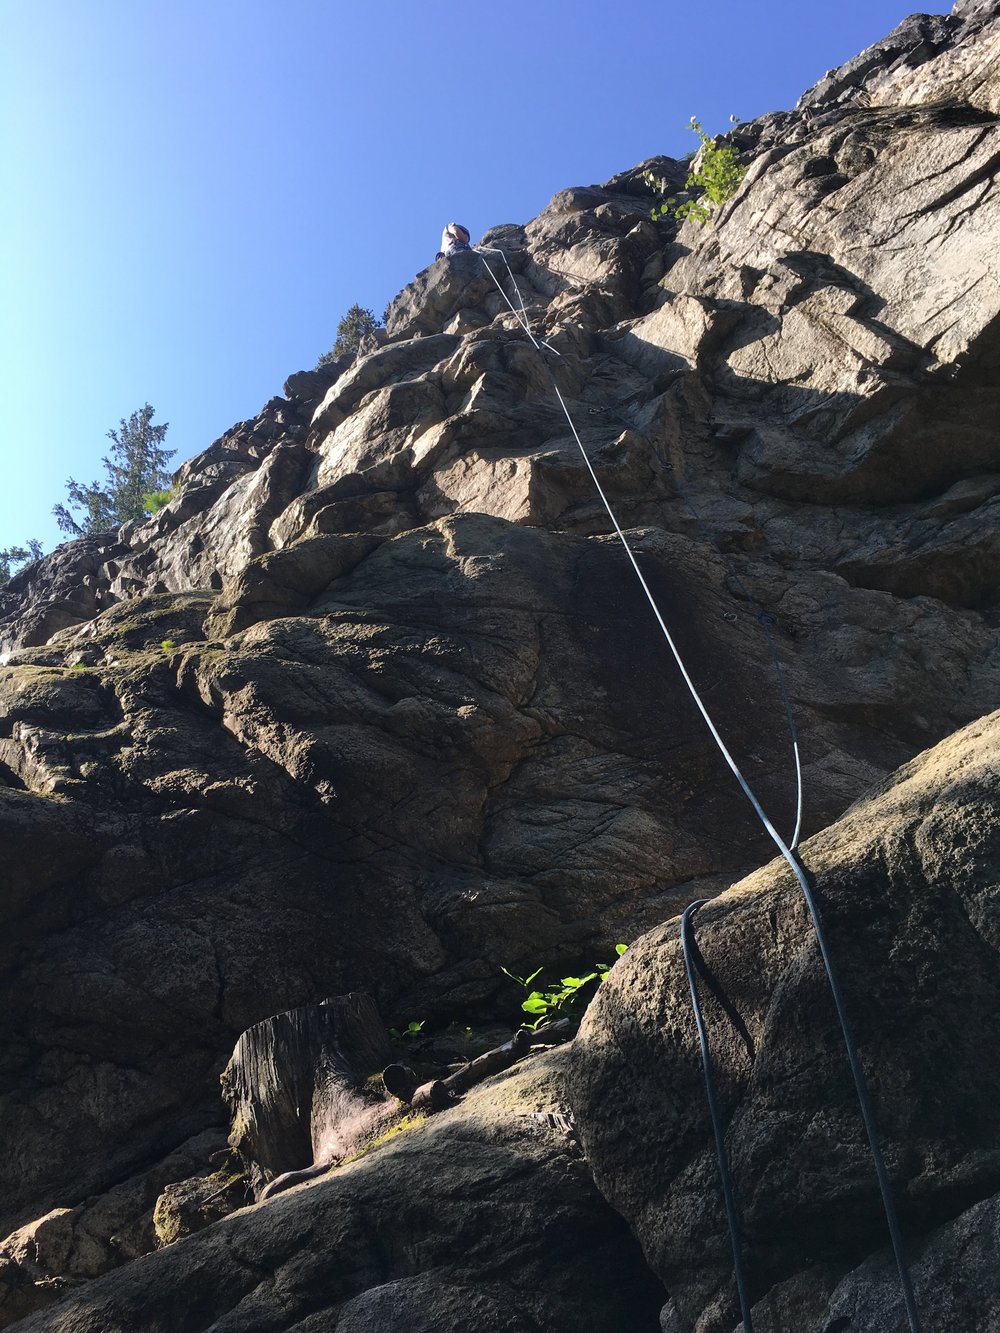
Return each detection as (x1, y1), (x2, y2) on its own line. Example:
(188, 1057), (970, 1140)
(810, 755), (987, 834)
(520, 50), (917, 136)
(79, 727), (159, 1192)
(436, 222), (471, 259)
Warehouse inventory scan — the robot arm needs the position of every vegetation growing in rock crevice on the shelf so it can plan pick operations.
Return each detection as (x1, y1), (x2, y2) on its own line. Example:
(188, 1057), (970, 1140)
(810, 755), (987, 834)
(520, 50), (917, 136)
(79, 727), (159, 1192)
(0, 539), (43, 586)
(2, 408), (176, 575)
(644, 116), (747, 225)
(54, 403), (175, 536)
(387, 1019), (425, 1042)
(143, 483), (181, 515)
(503, 944), (628, 1030)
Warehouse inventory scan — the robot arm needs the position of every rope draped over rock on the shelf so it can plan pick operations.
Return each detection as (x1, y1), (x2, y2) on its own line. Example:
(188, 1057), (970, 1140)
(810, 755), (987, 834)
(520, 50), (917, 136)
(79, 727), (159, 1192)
(475, 243), (922, 1333)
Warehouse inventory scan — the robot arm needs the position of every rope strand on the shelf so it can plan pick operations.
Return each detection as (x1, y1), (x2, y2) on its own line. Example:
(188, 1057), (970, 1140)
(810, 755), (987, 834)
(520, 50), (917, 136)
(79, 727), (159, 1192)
(681, 900), (755, 1333)
(474, 250), (920, 1331)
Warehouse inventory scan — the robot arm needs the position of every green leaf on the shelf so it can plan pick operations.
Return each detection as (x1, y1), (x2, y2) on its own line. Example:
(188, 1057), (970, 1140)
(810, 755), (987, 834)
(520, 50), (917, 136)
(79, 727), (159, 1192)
(501, 965), (543, 989)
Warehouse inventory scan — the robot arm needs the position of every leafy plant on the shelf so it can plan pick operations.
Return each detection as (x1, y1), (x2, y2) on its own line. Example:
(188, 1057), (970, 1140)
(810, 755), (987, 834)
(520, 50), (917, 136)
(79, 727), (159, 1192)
(500, 965), (543, 991)
(600, 941), (630, 971)
(503, 945), (628, 1032)
(160, 638), (176, 652)
(387, 1020), (425, 1041)
(644, 116), (746, 226)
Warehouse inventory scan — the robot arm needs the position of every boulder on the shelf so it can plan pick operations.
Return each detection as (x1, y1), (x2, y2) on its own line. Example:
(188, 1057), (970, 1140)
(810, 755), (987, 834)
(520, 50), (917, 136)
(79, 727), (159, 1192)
(10, 1053), (665, 1333)
(571, 711), (1000, 1331)
(384, 251), (501, 339)
(0, 1131), (226, 1329)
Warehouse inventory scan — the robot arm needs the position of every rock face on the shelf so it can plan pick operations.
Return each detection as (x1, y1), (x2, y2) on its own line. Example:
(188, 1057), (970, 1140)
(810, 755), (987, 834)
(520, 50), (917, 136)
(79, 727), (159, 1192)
(571, 710), (1000, 1332)
(2, 2), (1000, 1328)
(8, 1054), (665, 1333)
(0, 1131), (226, 1327)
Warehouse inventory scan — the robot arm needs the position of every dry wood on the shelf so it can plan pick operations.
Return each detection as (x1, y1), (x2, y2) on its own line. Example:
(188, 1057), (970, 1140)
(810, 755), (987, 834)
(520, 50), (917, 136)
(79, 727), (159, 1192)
(221, 992), (392, 1198)
(224, 995), (575, 1203)
(384, 1020), (573, 1111)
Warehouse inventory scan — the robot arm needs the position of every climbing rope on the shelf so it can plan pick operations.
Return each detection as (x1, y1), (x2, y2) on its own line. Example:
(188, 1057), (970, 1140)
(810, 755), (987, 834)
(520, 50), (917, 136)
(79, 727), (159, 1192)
(478, 246), (562, 356)
(681, 900), (754, 1333)
(636, 442), (803, 846)
(594, 398), (804, 849)
(479, 245), (803, 842)
(475, 246), (921, 1332)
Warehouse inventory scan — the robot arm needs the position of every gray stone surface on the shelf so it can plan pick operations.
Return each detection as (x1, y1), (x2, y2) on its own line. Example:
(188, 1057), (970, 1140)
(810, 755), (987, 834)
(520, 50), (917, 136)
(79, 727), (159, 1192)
(2, 6), (1000, 1328)
(572, 711), (1000, 1332)
(0, 1132), (225, 1329)
(10, 1054), (665, 1333)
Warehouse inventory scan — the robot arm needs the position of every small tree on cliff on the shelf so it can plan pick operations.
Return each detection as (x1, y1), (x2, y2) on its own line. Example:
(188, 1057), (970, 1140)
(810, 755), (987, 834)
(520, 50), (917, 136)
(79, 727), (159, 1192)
(54, 404), (175, 536)
(316, 305), (382, 366)
(643, 116), (746, 226)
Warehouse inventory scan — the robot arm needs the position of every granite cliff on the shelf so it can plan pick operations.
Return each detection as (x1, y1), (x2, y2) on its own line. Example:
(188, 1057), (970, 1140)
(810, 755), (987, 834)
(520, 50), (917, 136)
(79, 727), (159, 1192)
(2, 1), (1000, 1328)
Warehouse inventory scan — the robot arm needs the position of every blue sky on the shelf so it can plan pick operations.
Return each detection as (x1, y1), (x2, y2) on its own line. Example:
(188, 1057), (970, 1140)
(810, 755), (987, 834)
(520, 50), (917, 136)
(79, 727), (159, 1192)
(1, 0), (933, 555)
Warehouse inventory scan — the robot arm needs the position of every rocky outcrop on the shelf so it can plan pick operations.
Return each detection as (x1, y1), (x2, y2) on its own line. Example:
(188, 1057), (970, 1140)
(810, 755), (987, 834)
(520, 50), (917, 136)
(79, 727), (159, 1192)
(2, 1), (1000, 1327)
(9, 1053), (665, 1333)
(571, 709), (1000, 1331)
(0, 1131), (226, 1327)
(800, 0), (1000, 115)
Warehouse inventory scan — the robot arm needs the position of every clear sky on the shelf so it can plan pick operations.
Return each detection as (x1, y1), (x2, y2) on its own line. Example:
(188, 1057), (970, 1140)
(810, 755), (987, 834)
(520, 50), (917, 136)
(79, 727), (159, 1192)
(1, 0), (936, 555)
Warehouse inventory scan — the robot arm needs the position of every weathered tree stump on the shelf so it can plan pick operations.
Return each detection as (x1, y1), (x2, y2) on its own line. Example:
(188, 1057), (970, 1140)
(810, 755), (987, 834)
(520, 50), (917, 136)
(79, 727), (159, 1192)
(221, 992), (393, 1198)
(222, 996), (572, 1203)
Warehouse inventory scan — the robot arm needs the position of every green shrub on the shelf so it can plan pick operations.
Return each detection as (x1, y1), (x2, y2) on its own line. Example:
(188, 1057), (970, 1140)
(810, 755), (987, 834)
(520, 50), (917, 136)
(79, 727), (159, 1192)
(502, 944), (628, 1031)
(387, 1020), (425, 1041)
(644, 116), (747, 226)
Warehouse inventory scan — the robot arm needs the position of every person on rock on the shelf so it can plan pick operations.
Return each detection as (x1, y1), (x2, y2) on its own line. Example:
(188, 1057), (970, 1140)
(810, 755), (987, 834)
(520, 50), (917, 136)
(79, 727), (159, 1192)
(436, 222), (471, 259)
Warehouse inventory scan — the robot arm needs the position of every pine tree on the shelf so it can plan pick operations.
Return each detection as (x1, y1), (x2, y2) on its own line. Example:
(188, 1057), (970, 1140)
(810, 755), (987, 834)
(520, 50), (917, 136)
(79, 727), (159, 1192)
(54, 404), (175, 536)
(0, 539), (43, 587)
(316, 305), (382, 366)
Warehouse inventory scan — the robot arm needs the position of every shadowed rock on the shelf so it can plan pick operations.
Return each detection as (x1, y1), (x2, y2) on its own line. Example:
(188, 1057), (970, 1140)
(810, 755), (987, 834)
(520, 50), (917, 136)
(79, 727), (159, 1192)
(571, 710), (1000, 1331)
(2, 4), (1000, 1327)
(9, 1054), (666, 1333)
